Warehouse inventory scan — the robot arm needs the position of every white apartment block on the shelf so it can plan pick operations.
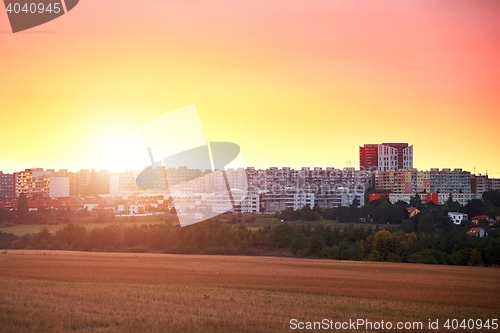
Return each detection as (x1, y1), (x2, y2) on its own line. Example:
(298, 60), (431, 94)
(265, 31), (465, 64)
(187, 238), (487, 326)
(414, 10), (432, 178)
(49, 177), (70, 198)
(262, 190), (315, 213)
(377, 144), (413, 172)
(315, 190), (365, 209)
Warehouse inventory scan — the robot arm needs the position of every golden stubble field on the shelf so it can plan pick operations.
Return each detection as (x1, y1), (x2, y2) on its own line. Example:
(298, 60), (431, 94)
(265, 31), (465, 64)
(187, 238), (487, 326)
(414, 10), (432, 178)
(0, 251), (499, 333)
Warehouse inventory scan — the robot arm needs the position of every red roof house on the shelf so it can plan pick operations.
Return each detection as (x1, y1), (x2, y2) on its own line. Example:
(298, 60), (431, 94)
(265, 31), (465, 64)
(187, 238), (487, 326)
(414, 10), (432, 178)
(466, 227), (488, 238)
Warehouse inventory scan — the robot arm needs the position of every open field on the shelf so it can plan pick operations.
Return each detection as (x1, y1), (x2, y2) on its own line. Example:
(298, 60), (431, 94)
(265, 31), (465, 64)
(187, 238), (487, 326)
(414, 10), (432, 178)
(0, 251), (498, 332)
(0, 220), (159, 237)
(0, 216), (170, 236)
(0, 215), (395, 237)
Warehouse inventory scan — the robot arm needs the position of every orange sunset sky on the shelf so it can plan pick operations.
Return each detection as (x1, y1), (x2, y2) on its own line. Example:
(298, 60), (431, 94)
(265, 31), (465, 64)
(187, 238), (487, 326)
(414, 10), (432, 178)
(0, 0), (499, 175)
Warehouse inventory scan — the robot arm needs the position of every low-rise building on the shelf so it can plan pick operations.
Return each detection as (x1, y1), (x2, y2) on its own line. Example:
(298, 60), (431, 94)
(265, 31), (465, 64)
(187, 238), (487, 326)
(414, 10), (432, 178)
(470, 215), (490, 224)
(408, 207), (420, 218)
(448, 212), (468, 225)
(466, 227), (488, 238)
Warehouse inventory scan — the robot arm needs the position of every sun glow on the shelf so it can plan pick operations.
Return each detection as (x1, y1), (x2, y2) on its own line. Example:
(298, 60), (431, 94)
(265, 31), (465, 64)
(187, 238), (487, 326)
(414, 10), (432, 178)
(89, 126), (131, 173)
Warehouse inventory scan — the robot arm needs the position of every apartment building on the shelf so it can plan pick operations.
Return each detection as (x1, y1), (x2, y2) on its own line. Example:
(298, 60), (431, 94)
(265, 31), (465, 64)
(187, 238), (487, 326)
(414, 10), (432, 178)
(315, 189), (365, 209)
(262, 190), (315, 213)
(360, 143), (413, 172)
(0, 171), (15, 199)
(74, 169), (91, 197)
(246, 166), (373, 196)
(15, 168), (52, 198)
(490, 178), (500, 191)
(375, 169), (432, 194)
(470, 174), (500, 195)
(204, 190), (259, 214)
(429, 168), (471, 194)
(374, 169), (411, 194)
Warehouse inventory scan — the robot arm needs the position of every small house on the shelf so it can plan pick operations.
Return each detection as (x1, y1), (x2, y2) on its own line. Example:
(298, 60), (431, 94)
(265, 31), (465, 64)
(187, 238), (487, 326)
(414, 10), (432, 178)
(470, 215), (490, 224)
(466, 227), (488, 238)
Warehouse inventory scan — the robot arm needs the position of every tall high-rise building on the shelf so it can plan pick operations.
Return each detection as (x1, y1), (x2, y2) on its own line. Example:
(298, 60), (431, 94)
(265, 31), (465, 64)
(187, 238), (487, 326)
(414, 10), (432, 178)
(0, 171), (15, 199)
(360, 143), (413, 171)
(359, 144), (379, 171)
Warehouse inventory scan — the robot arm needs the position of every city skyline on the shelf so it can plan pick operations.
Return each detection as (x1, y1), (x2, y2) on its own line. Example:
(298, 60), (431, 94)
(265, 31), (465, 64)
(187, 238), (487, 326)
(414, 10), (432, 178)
(1, 1), (499, 175)
(2, 164), (499, 209)
(0, 157), (498, 176)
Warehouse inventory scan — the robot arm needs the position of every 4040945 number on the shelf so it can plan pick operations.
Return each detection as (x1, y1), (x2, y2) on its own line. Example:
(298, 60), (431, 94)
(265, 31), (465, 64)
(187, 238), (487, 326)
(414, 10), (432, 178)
(5, 3), (61, 14)
(443, 319), (498, 330)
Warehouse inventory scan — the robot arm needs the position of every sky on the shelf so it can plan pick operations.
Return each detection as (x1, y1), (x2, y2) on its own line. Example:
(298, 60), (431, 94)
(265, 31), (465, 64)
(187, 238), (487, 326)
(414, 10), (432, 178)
(1, 0), (499, 175)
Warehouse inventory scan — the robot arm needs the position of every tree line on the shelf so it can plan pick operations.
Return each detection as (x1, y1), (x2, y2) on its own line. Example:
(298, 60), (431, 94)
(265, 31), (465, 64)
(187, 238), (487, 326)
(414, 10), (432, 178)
(1, 218), (498, 267)
(1, 190), (499, 266)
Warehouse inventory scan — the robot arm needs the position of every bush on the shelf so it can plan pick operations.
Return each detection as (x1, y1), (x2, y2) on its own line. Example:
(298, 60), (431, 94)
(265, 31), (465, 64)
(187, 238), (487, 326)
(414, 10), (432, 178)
(450, 248), (472, 266)
(319, 246), (338, 259)
(307, 234), (326, 257)
(348, 242), (364, 261)
(422, 255), (438, 265)
(368, 250), (383, 262)
(387, 253), (402, 262)
(338, 242), (351, 260)
(408, 253), (423, 263)
(49, 240), (62, 250)
(469, 249), (483, 266)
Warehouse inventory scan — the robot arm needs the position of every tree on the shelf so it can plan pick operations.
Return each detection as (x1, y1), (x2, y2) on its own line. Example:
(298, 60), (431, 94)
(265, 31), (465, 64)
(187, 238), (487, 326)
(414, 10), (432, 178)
(218, 223), (236, 247)
(417, 215), (435, 234)
(483, 190), (500, 217)
(183, 223), (209, 249)
(307, 234), (325, 256)
(399, 219), (415, 233)
(465, 199), (486, 218)
(444, 194), (460, 213)
(483, 190), (500, 208)
(371, 230), (394, 259)
(434, 214), (454, 232)
(269, 224), (296, 249)
(368, 250), (383, 261)
(54, 223), (88, 250)
(333, 206), (352, 222)
(17, 193), (29, 216)
(349, 198), (361, 220)
(290, 233), (307, 255)
(385, 203), (405, 224)
(469, 249), (483, 266)
(410, 193), (422, 208)
(348, 241), (364, 261)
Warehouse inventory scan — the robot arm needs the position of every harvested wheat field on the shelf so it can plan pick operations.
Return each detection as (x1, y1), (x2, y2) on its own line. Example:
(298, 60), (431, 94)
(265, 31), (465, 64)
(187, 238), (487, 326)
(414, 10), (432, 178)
(0, 251), (499, 332)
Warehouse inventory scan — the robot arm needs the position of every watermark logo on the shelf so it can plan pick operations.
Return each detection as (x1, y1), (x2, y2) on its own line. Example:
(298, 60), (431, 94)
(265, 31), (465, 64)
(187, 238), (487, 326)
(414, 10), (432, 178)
(127, 105), (248, 227)
(3, 0), (79, 33)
